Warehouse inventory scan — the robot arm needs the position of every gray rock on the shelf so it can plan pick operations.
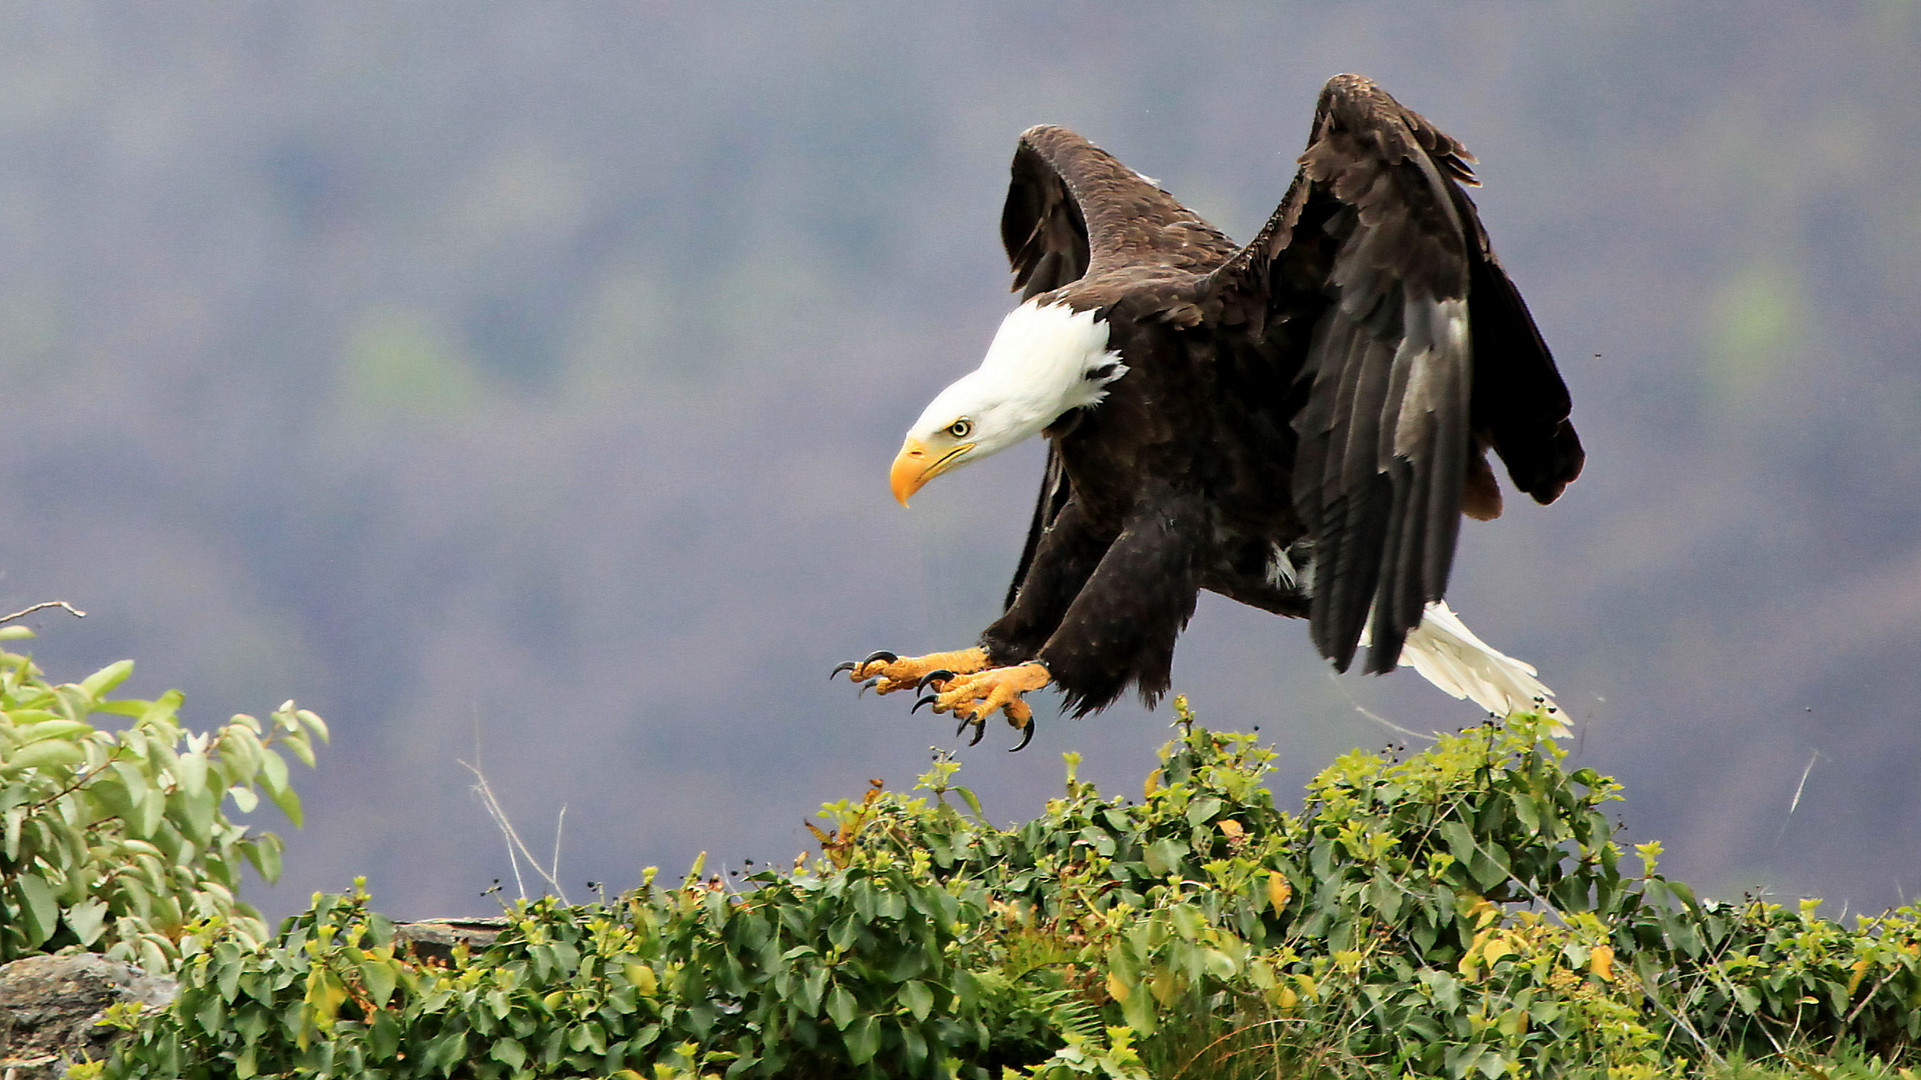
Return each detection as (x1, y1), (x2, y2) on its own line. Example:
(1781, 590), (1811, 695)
(392, 917), (508, 966)
(0, 955), (176, 1080)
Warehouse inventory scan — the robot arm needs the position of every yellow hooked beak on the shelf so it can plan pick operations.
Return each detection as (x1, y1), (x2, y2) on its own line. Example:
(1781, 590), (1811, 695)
(889, 437), (975, 506)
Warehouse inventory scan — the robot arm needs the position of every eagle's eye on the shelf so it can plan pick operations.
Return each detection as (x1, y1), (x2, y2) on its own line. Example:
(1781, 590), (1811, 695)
(947, 418), (973, 440)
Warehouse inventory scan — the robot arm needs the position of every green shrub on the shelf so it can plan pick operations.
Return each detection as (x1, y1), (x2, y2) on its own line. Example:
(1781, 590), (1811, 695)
(102, 704), (1921, 1079)
(0, 625), (327, 969)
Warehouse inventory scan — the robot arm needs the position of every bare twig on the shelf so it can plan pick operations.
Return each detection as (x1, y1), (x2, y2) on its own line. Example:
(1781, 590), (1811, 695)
(1768, 749), (1824, 854)
(550, 804), (567, 896)
(461, 758), (570, 905)
(1786, 749), (1820, 817)
(1322, 671), (1438, 742)
(0, 600), (86, 625)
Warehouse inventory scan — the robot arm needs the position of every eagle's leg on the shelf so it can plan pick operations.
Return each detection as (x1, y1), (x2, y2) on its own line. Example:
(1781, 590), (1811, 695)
(832, 646), (990, 696)
(920, 662), (1051, 749)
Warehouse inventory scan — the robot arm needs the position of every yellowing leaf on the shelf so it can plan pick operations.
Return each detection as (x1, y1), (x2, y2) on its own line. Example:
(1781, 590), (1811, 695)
(1501, 1006), (1529, 1037)
(625, 961), (658, 997)
(1460, 929), (1492, 979)
(299, 969), (348, 1048)
(1590, 944), (1615, 982)
(1267, 871), (1292, 914)
(1142, 769), (1162, 801)
(1149, 970), (1180, 1006)
(1465, 897), (1498, 927)
(1848, 956), (1873, 997)
(1105, 970), (1130, 1003)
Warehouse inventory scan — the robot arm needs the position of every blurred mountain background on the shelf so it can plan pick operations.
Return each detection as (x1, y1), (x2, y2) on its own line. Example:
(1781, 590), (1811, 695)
(1, 3), (1918, 920)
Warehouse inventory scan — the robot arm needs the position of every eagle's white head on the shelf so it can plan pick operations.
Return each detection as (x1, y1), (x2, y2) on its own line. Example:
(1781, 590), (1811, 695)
(890, 300), (1126, 505)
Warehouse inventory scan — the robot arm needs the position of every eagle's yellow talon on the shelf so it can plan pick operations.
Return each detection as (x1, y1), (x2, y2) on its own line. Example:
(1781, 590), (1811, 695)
(934, 663), (1049, 726)
(839, 649), (1048, 749)
(840, 647), (990, 694)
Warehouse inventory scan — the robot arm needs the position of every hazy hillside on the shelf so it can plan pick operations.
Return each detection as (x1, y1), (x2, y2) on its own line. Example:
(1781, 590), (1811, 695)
(0, 4), (1917, 920)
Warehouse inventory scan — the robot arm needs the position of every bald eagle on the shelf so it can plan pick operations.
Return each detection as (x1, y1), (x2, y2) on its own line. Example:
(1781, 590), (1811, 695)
(836, 75), (1583, 750)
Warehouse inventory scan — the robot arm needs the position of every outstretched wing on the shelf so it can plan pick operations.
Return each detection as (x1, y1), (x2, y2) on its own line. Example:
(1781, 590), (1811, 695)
(998, 125), (1240, 605)
(1206, 74), (1583, 675)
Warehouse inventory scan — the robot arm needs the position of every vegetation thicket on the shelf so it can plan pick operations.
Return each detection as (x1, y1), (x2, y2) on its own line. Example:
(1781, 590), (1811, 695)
(7, 629), (1921, 1078)
(0, 623), (326, 970)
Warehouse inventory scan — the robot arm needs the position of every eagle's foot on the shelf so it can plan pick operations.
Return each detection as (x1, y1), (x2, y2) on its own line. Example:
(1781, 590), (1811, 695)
(830, 646), (990, 696)
(915, 662), (1049, 751)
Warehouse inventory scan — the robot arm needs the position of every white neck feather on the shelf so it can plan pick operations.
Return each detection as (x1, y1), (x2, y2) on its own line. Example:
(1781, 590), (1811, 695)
(912, 300), (1126, 457)
(976, 300), (1124, 411)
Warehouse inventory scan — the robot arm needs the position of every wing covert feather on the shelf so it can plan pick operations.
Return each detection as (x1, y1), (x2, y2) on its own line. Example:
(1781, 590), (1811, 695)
(1001, 125), (1237, 298)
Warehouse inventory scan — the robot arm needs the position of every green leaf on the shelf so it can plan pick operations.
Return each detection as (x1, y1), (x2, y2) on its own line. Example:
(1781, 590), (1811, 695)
(1143, 837), (1187, 877)
(1184, 796), (1223, 827)
(78, 659), (135, 700)
(798, 967), (827, 1015)
(174, 751), (208, 799)
(368, 1009), (401, 1058)
(259, 746), (288, 796)
(362, 956), (399, 1008)
(218, 725), (264, 783)
(825, 983), (856, 1029)
(216, 946), (243, 1002)
(282, 730), (317, 769)
(843, 1015), (880, 1065)
(1119, 972), (1158, 1035)
(195, 993), (226, 1036)
(296, 708), (330, 745)
(66, 897), (109, 946)
(492, 1037), (528, 1071)
(172, 769), (219, 845)
(8, 719), (91, 744)
(899, 979), (934, 1022)
(1439, 820), (1478, 866)
(899, 1022), (927, 1070)
(259, 750), (302, 826)
(0, 739), (85, 775)
(954, 785), (987, 823)
(12, 872), (59, 948)
(139, 689), (185, 727)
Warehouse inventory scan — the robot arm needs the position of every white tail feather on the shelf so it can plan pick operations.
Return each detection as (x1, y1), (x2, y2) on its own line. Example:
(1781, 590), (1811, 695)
(1362, 600), (1566, 734)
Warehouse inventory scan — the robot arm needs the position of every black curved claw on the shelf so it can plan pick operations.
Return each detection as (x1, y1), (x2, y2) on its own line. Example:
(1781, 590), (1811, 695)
(829, 661), (857, 680)
(862, 650), (898, 666)
(966, 716), (987, 747)
(912, 694), (940, 714)
(858, 678), (879, 698)
(1008, 720), (1036, 753)
(916, 669), (956, 692)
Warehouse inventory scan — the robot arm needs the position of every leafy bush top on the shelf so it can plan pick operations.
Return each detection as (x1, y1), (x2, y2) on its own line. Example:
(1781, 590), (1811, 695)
(101, 703), (1921, 1079)
(0, 626), (327, 968)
